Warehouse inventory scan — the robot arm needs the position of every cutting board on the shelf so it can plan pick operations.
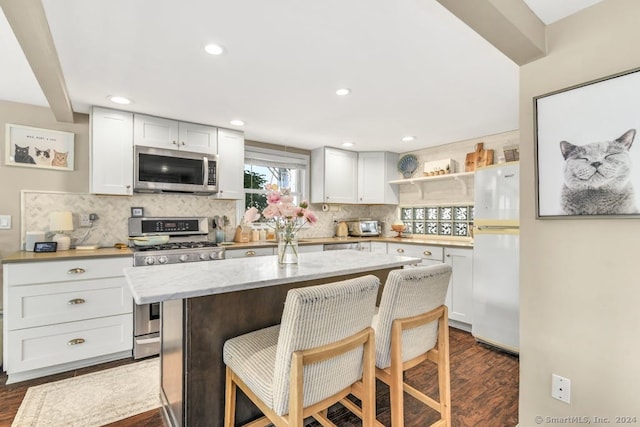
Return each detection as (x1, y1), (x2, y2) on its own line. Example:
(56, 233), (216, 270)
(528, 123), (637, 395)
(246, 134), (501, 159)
(464, 143), (494, 171)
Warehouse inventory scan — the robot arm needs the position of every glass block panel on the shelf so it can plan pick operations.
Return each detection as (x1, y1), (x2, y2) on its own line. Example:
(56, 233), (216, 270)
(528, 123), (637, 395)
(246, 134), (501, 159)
(426, 207), (438, 220)
(426, 222), (438, 235)
(414, 222), (425, 234)
(439, 207), (452, 221)
(403, 221), (413, 234)
(401, 208), (413, 220)
(454, 222), (468, 236)
(454, 206), (468, 221)
(414, 208), (425, 220)
(439, 222), (452, 236)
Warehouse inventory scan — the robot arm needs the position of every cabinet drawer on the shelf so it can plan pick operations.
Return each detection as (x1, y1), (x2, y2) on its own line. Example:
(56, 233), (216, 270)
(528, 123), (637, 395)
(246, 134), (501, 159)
(225, 247), (274, 258)
(5, 257), (131, 286)
(6, 314), (133, 373)
(387, 243), (444, 261)
(7, 277), (133, 330)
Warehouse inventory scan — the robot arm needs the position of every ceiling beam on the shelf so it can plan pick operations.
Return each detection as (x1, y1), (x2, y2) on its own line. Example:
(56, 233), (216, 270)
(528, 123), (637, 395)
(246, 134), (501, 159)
(435, 0), (546, 65)
(1, 0), (74, 122)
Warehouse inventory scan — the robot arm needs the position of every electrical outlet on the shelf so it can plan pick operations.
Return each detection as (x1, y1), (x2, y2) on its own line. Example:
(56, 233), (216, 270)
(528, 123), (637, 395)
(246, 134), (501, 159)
(552, 374), (571, 404)
(0, 215), (11, 229)
(79, 214), (92, 227)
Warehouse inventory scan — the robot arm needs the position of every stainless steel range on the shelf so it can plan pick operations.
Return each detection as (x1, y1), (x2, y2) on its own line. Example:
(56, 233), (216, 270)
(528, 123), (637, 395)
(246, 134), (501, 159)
(129, 216), (225, 359)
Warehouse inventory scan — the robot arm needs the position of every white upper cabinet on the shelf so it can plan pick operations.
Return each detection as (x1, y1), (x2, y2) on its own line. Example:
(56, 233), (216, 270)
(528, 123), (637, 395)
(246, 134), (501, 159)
(90, 107), (133, 195)
(133, 114), (217, 154)
(312, 147), (398, 204)
(212, 128), (244, 200)
(358, 152), (399, 204)
(311, 147), (358, 204)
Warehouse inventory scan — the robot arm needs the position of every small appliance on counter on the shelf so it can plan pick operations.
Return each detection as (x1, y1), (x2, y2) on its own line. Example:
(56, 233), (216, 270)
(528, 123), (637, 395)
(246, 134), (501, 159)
(335, 221), (349, 238)
(346, 219), (380, 237)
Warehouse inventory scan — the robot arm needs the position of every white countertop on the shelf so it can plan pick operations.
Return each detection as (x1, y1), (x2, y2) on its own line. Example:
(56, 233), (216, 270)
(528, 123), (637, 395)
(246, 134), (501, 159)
(124, 250), (420, 304)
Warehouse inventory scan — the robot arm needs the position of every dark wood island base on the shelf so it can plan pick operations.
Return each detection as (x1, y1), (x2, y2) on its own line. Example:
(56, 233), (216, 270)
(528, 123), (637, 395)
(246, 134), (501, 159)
(160, 268), (395, 427)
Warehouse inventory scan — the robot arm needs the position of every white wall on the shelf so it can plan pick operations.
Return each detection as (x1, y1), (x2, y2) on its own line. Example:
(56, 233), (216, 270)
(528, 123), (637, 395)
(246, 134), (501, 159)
(520, 0), (640, 423)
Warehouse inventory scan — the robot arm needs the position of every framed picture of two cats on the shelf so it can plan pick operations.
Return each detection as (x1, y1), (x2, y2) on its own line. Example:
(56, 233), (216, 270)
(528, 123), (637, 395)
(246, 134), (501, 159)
(535, 67), (640, 218)
(4, 124), (74, 171)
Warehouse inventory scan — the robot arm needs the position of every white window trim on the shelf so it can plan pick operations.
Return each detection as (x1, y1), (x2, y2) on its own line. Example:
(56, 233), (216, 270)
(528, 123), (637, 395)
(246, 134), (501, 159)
(238, 146), (311, 225)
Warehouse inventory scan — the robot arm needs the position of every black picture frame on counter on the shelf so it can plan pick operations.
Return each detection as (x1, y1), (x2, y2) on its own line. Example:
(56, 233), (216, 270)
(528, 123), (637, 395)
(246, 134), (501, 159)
(534, 67), (640, 219)
(131, 207), (144, 218)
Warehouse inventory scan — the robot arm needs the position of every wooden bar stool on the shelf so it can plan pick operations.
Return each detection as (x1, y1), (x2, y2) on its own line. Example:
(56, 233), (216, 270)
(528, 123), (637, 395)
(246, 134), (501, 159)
(223, 275), (380, 426)
(345, 264), (453, 427)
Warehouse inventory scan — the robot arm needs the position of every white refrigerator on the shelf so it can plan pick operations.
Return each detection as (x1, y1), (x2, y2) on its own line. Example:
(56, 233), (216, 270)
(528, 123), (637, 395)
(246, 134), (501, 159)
(472, 162), (519, 354)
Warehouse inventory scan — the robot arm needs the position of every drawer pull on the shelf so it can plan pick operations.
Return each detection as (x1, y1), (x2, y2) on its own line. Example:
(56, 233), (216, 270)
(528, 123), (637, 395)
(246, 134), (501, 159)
(397, 248), (405, 254)
(245, 250), (256, 256)
(67, 268), (86, 275)
(67, 338), (85, 346)
(446, 254), (451, 258)
(68, 298), (86, 305)
(423, 251), (432, 256)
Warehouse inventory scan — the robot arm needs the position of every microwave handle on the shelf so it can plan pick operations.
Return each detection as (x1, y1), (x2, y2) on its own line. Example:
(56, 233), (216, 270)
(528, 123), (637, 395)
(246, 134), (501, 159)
(203, 157), (209, 185)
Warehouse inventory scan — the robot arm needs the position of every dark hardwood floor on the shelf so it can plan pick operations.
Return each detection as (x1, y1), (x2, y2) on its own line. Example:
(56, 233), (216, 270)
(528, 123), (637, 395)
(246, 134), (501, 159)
(0, 328), (518, 427)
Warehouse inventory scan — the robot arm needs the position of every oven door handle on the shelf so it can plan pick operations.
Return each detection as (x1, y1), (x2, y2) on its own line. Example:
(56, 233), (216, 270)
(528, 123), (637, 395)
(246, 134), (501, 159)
(136, 336), (161, 345)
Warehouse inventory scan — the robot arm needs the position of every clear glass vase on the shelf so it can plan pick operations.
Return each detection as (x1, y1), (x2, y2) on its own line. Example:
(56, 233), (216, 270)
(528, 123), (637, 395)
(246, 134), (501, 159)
(277, 230), (299, 264)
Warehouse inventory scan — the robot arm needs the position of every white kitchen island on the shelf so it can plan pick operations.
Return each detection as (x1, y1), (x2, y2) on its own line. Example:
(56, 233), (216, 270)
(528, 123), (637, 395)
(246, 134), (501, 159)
(124, 250), (419, 427)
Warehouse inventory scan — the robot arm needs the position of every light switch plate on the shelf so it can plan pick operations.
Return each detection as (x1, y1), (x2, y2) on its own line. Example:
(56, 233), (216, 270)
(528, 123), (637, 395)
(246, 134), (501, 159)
(0, 215), (11, 229)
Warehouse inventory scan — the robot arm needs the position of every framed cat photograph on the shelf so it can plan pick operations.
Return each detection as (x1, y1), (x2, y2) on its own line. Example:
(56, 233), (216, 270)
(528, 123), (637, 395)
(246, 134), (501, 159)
(535, 67), (640, 218)
(4, 124), (75, 171)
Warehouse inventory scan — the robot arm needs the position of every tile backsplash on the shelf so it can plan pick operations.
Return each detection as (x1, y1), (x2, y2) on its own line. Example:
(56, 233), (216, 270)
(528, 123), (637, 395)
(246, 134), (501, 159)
(20, 190), (399, 249)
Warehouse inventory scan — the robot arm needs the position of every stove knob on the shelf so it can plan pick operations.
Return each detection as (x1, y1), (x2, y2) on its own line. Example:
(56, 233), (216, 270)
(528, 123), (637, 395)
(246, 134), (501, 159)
(145, 257), (156, 265)
(158, 256), (168, 264)
(179, 254), (189, 263)
(199, 253), (209, 261)
(209, 252), (219, 260)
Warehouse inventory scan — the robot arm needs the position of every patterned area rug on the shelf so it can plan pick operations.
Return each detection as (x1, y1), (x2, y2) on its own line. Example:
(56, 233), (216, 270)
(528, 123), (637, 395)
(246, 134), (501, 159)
(12, 359), (160, 427)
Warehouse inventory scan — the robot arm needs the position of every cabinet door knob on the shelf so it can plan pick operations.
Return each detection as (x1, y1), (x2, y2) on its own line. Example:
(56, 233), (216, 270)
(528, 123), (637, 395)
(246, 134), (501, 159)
(181, 141), (185, 146)
(68, 298), (86, 305)
(126, 185), (131, 189)
(172, 141), (178, 145)
(245, 250), (256, 256)
(67, 268), (86, 275)
(67, 338), (85, 346)
(423, 251), (432, 256)
(446, 254), (451, 258)
(397, 248), (405, 253)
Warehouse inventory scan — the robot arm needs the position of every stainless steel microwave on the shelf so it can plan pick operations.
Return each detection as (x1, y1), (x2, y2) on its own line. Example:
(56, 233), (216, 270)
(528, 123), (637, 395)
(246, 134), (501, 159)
(134, 145), (218, 194)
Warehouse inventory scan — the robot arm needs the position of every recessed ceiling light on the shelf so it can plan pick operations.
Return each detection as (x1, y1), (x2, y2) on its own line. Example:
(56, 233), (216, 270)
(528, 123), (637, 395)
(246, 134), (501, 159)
(229, 119), (245, 126)
(402, 136), (416, 142)
(342, 141), (354, 147)
(335, 88), (351, 96)
(108, 95), (131, 105)
(204, 44), (224, 55)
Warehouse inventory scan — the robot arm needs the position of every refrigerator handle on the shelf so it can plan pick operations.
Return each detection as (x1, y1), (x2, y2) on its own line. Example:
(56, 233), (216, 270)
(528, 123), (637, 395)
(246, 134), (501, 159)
(476, 225), (519, 231)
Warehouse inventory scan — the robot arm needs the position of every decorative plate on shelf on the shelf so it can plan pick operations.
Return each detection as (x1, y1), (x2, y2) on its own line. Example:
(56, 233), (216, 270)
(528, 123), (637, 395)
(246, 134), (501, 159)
(397, 154), (419, 178)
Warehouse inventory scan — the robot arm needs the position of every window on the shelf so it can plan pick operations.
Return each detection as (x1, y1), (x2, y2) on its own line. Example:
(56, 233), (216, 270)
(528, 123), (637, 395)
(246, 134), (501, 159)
(244, 147), (309, 216)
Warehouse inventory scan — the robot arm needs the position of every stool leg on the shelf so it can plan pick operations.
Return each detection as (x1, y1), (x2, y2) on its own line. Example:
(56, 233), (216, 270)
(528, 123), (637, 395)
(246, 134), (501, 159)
(224, 366), (237, 427)
(389, 324), (404, 427)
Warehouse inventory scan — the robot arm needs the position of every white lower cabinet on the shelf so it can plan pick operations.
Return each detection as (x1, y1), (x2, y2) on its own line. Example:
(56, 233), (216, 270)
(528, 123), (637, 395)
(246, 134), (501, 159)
(224, 244), (323, 259)
(3, 257), (133, 383)
(370, 242), (387, 254)
(444, 247), (473, 329)
(386, 242), (444, 266)
(384, 242), (473, 329)
(298, 244), (324, 253)
(224, 247), (275, 258)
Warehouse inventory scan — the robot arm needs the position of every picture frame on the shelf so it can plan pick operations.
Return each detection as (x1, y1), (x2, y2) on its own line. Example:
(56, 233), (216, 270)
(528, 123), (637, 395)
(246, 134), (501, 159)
(131, 207), (145, 218)
(4, 124), (75, 171)
(534, 67), (640, 219)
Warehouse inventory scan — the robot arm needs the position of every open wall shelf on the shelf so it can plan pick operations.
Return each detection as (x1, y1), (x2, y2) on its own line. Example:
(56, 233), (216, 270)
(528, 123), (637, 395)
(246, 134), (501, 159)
(388, 171), (474, 198)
